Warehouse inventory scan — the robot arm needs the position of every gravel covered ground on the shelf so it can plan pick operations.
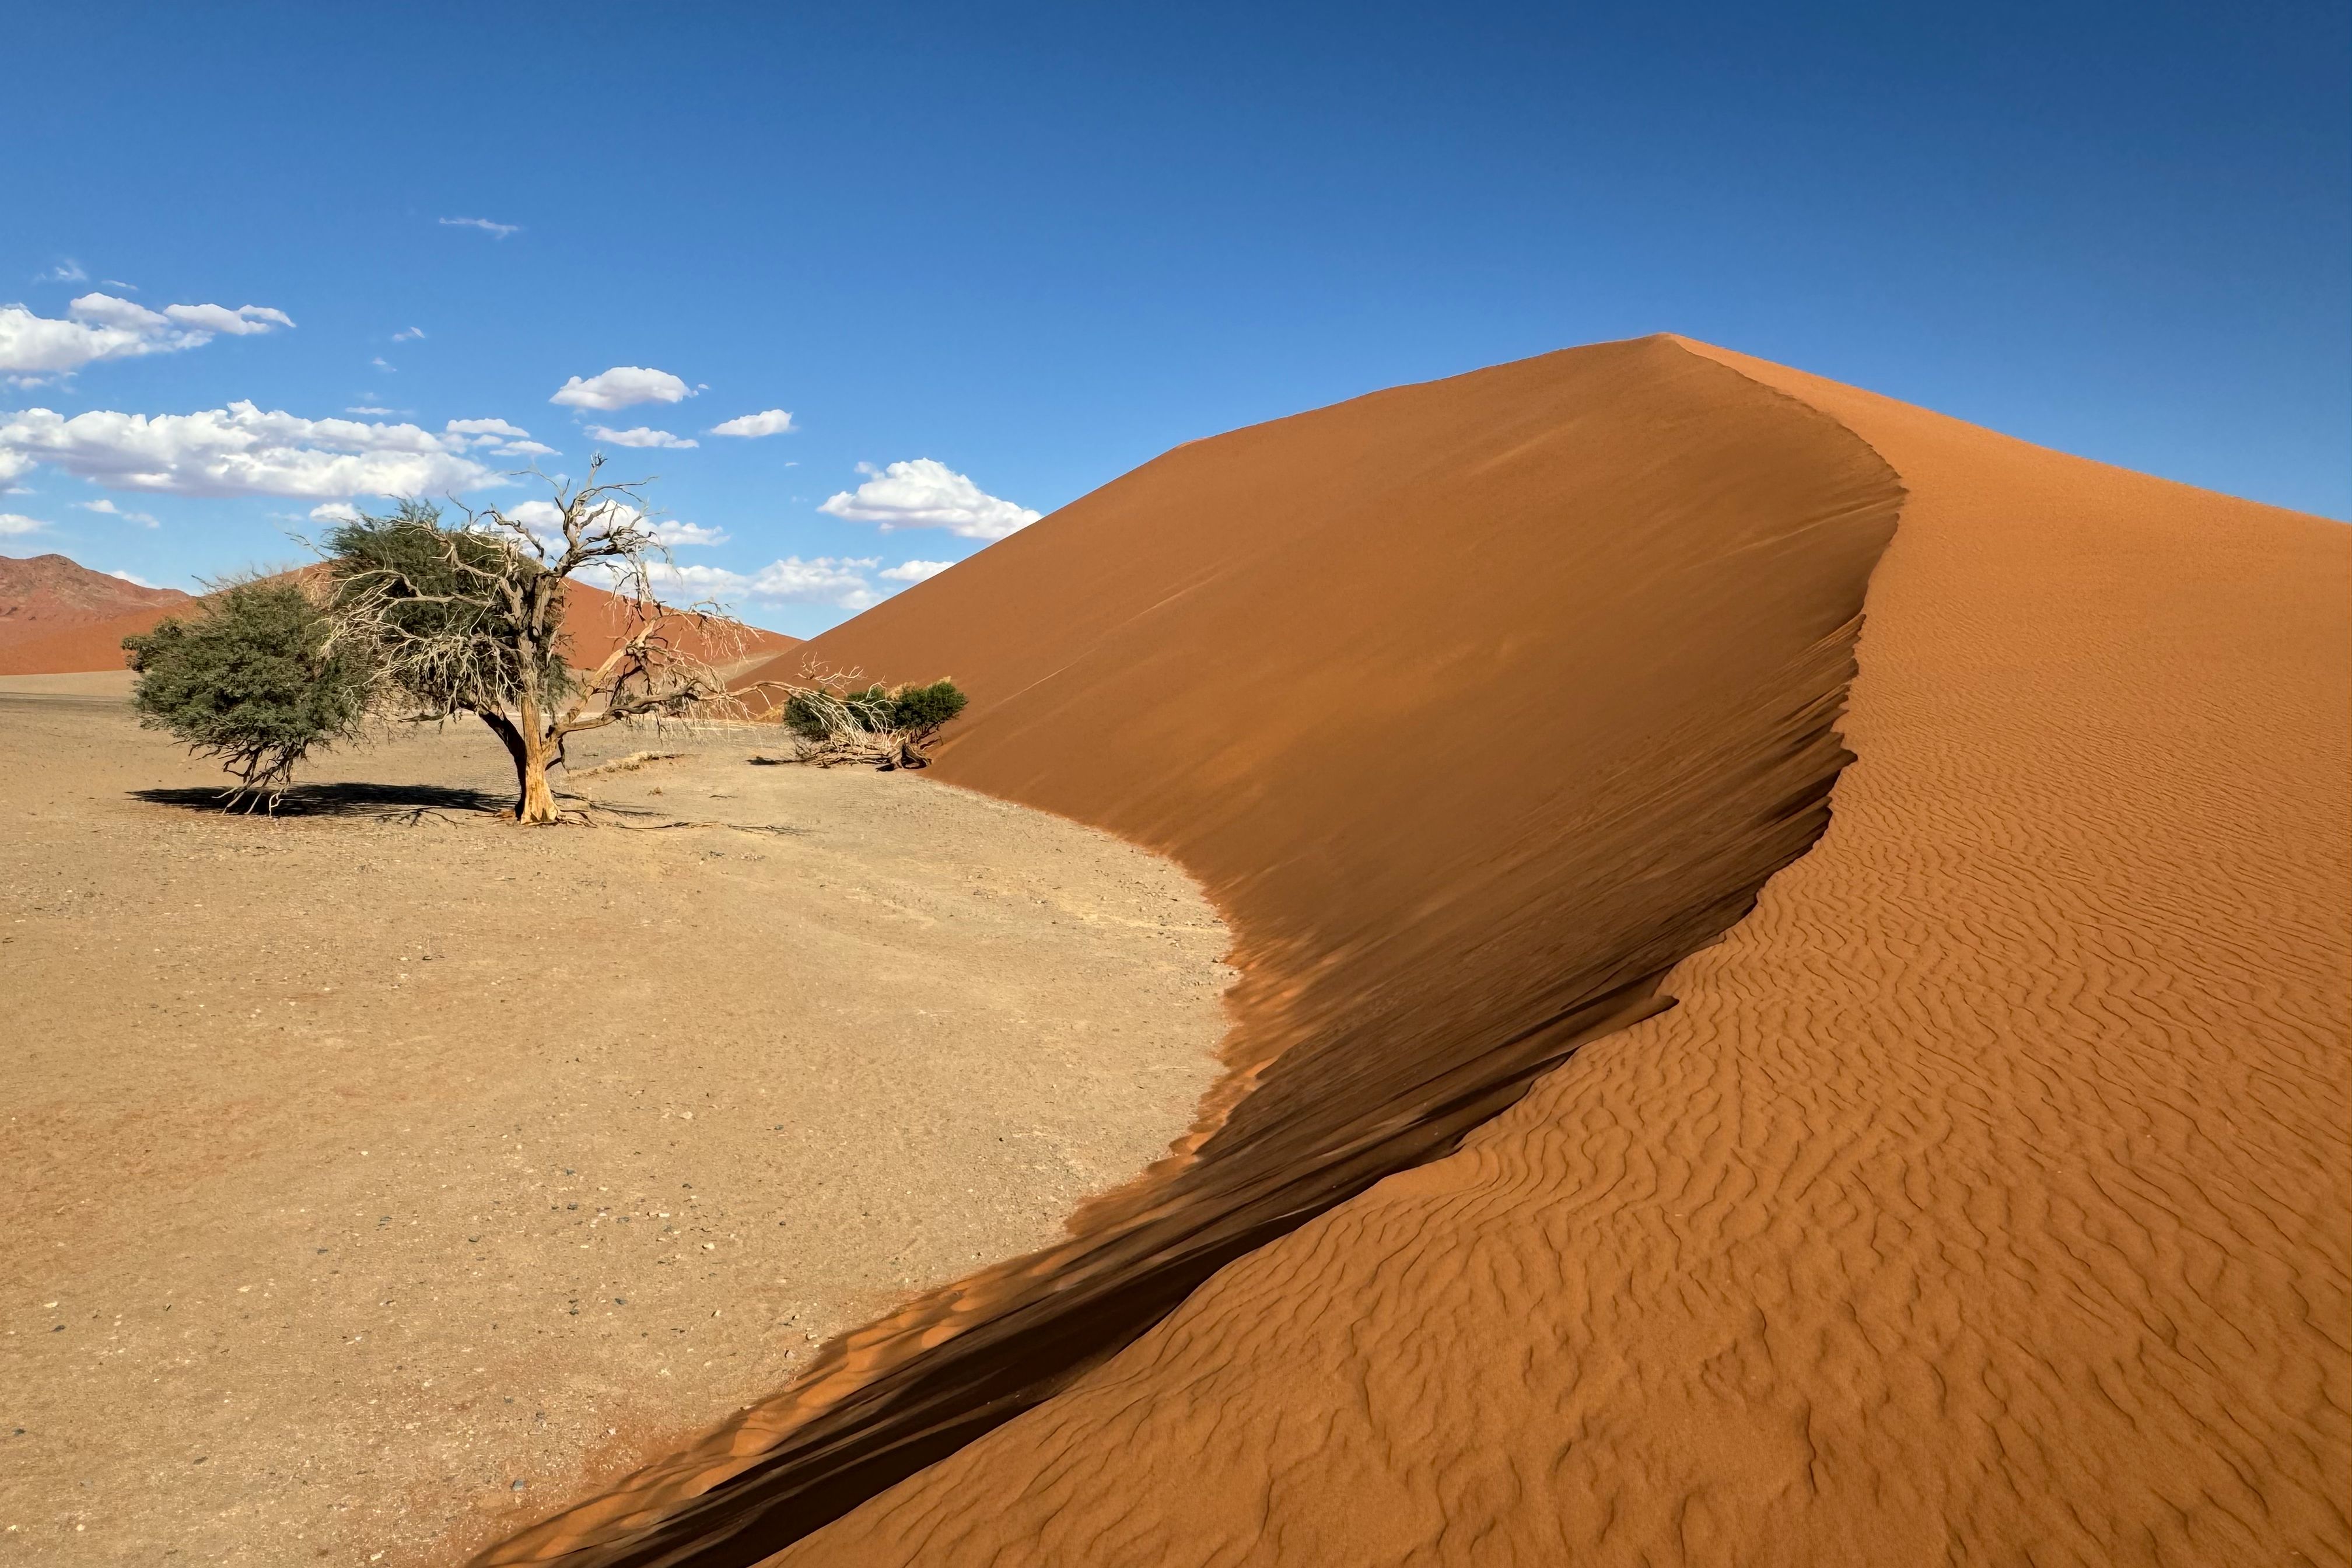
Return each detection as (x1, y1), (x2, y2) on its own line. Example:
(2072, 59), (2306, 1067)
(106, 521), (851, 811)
(0, 676), (1231, 1566)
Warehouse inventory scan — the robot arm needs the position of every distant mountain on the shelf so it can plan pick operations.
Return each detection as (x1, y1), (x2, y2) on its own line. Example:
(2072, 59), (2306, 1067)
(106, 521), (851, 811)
(0, 553), (191, 650)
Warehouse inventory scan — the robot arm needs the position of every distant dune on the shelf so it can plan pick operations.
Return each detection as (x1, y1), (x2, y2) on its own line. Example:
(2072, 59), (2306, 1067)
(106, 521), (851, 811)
(475, 334), (2350, 1568)
(0, 568), (798, 678)
(0, 553), (191, 666)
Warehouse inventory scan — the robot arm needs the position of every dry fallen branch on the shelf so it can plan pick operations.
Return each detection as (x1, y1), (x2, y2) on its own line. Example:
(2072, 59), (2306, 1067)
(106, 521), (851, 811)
(566, 751), (687, 779)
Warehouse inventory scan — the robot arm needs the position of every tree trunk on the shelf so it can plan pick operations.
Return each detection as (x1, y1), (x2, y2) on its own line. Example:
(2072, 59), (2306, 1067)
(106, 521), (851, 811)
(515, 729), (560, 823)
(481, 708), (561, 824)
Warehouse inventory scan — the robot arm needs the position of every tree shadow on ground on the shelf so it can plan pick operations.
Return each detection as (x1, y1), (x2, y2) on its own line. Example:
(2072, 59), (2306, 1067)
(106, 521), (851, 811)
(131, 782), (510, 820)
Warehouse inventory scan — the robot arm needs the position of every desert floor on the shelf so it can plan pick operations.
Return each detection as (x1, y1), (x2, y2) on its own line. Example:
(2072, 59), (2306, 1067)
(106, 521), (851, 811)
(0, 675), (1231, 1566)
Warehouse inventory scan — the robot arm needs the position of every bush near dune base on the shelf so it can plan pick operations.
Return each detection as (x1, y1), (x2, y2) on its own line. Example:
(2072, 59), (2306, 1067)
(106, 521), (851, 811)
(887, 678), (968, 736)
(123, 580), (371, 810)
(782, 677), (968, 768)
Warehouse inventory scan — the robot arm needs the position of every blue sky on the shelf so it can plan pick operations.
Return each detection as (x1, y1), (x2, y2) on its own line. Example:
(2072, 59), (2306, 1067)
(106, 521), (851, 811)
(6, 1), (2345, 634)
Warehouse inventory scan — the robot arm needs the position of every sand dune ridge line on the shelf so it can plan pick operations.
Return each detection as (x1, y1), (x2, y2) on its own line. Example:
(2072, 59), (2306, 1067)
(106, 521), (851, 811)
(746, 340), (2349, 1566)
(473, 337), (1912, 1565)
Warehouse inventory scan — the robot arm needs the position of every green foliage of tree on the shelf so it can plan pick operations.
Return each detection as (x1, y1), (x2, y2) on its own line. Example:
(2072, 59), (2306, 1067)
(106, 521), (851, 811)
(887, 678), (968, 740)
(123, 579), (370, 809)
(321, 498), (569, 720)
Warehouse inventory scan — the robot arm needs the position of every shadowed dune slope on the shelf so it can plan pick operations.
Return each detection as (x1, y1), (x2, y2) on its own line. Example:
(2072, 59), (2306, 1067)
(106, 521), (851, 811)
(744, 346), (2349, 1565)
(478, 335), (1907, 1564)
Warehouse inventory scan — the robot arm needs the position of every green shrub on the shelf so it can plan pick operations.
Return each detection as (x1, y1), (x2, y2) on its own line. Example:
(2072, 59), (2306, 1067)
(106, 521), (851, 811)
(124, 580), (372, 807)
(781, 677), (968, 767)
(888, 678), (968, 737)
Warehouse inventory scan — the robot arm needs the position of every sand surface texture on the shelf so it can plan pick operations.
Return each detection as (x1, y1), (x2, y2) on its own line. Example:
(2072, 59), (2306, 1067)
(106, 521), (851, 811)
(0, 696), (1230, 1565)
(481, 337), (1912, 1562)
(482, 337), (2346, 1567)
(748, 346), (2350, 1564)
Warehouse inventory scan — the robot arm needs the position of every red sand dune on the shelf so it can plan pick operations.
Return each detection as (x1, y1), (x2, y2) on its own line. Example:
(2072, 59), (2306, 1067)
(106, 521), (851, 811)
(0, 552), (191, 667)
(0, 573), (796, 677)
(476, 334), (2349, 1567)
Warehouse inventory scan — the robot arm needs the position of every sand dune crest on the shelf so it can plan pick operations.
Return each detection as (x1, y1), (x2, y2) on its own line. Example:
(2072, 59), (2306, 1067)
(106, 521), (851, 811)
(741, 344), (2349, 1565)
(478, 337), (1913, 1563)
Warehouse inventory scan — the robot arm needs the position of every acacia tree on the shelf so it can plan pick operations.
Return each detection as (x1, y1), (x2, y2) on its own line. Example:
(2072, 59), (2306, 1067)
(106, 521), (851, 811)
(124, 575), (373, 810)
(130, 461), (971, 817)
(326, 460), (744, 822)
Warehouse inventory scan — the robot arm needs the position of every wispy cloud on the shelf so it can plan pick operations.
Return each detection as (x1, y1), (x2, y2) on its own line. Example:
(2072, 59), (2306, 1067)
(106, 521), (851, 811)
(443, 418), (552, 459)
(35, 260), (88, 284)
(370, 356), (394, 371)
(0, 293), (296, 377)
(76, 498), (160, 527)
(106, 568), (161, 587)
(587, 424), (698, 450)
(708, 409), (796, 438)
(819, 459), (1041, 541)
(391, 326), (426, 342)
(345, 405), (401, 415)
(551, 366), (694, 411)
(439, 216), (520, 239)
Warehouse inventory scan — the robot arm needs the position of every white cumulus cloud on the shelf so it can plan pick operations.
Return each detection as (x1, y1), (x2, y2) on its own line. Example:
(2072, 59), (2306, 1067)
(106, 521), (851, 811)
(0, 511), (46, 535)
(550, 366), (693, 412)
(444, 418), (533, 442)
(587, 424), (697, 450)
(309, 502), (364, 524)
(439, 418), (552, 460)
(818, 459), (1040, 541)
(106, 569), (160, 587)
(440, 216), (520, 239)
(1, 292), (296, 376)
(708, 409), (796, 438)
(879, 558), (953, 583)
(640, 556), (881, 611)
(748, 557), (879, 607)
(0, 403), (501, 499)
(494, 498), (563, 537)
(76, 498), (160, 527)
